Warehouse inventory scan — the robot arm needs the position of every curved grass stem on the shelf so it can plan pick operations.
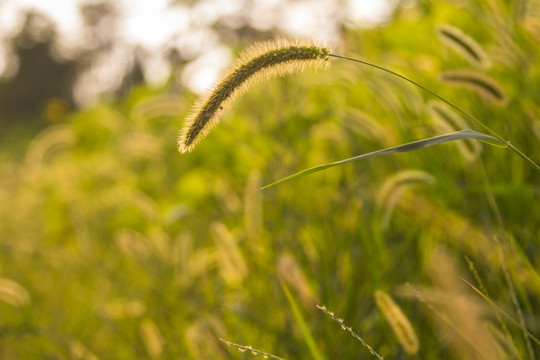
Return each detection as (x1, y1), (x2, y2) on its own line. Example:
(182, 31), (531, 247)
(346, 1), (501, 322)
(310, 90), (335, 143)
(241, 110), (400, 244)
(506, 142), (540, 174)
(328, 54), (540, 174)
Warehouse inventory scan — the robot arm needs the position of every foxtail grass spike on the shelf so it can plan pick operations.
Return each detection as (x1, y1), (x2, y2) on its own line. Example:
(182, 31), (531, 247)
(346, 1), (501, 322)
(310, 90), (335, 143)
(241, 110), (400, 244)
(178, 38), (330, 153)
(436, 24), (489, 68)
(374, 290), (419, 355)
(179, 39), (540, 174)
(0, 277), (30, 307)
(438, 70), (508, 105)
(376, 170), (435, 229)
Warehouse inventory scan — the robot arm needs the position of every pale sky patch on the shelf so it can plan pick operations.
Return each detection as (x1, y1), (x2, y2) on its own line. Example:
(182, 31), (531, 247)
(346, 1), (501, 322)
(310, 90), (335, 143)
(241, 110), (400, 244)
(0, 0), (393, 103)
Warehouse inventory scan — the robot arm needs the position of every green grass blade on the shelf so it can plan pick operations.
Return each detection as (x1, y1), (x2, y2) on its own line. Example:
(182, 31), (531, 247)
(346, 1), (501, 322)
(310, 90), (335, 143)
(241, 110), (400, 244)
(460, 277), (540, 346)
(281, 281), (327, 360)
(262, 130), (503, 189)
(330, 54), (540, 174)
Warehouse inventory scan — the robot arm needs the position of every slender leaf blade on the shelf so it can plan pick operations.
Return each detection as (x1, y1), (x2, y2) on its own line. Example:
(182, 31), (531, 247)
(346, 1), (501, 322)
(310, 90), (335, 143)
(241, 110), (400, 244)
(262, 130), (503, 189)
(460, 277), (540, 346)
(281, 281), (327, 360)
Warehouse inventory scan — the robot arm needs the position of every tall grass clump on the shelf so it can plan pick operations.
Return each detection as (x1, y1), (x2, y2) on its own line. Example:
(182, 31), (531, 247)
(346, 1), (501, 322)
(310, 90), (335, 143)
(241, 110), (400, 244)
(176, 28), (540, 358)
(3, 1), (540, 358)
(179, 38), (540, 176)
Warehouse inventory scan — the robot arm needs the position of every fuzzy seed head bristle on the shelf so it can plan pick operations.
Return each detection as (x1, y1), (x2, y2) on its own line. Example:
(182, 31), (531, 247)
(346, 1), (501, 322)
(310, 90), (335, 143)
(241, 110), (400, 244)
(375, 290), (419, 355)
(436, 24), (490, 69)
(438, 69), (507, 105)
(178, 38), (331, 153)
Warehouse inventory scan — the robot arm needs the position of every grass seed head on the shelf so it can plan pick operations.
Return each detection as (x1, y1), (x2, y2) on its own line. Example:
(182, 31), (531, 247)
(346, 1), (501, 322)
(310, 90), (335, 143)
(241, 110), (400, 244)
(375, 290), (419, 355)
(178, 38), (331, 153)
(438, 69), (508, 105)
(436, 24), (490, 68)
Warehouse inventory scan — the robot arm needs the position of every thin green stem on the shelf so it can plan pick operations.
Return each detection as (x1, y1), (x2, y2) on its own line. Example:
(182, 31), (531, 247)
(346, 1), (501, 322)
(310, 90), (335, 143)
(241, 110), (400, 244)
(506, 141), (540, 174)
(479, 160), (535, 360)
(328, 54), (498, 137)
(328, 54), (540, 174)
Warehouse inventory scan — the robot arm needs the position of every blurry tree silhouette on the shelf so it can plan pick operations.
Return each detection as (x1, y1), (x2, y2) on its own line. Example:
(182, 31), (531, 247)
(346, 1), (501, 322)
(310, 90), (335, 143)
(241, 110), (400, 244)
(78, 0), (118, 55)
(114, 49), (146, 99)
(0, 11), (76, 125)
(0, 0), (350, 128)
(0, 1), (146, 127)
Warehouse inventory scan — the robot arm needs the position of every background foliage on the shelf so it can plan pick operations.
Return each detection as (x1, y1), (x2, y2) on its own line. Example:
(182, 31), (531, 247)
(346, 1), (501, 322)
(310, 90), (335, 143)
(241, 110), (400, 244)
(0, 0), (539, 358)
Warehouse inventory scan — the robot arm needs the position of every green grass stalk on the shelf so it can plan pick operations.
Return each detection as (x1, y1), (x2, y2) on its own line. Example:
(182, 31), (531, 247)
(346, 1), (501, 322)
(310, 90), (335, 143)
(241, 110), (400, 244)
(327, 54), (540, 174)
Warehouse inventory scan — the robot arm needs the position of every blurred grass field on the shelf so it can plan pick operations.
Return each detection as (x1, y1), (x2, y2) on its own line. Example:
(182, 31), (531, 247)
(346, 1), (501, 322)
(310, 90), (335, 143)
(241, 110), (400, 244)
(0, 1), (539, 359)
